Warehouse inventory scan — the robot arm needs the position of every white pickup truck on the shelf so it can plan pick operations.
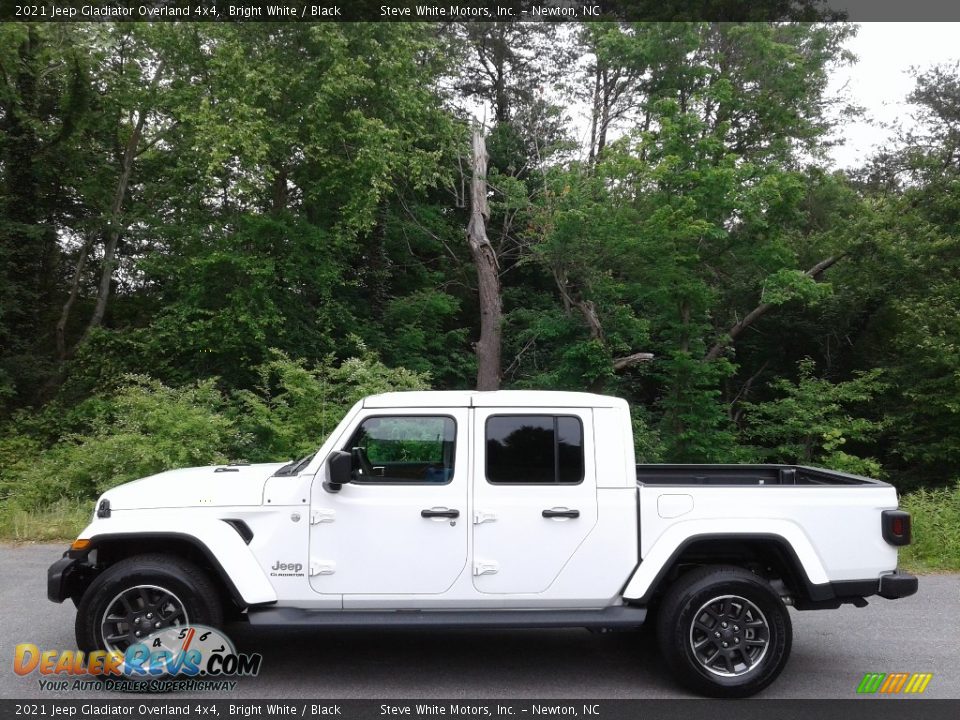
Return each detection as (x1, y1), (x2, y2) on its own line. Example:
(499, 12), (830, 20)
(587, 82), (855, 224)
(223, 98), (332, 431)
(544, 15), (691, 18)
(48, 390), (917, 697)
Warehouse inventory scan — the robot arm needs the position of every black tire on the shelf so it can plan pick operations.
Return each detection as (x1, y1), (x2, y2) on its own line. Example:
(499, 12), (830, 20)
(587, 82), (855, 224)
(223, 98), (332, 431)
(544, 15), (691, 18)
(655, 565), (792, 698)
(75, 553), (223, 655)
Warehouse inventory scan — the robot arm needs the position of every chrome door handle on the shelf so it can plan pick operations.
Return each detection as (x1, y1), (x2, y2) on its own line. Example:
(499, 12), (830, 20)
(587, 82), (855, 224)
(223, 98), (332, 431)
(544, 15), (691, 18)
(421, 508), (460, 519)
(542, 508), (580, 519)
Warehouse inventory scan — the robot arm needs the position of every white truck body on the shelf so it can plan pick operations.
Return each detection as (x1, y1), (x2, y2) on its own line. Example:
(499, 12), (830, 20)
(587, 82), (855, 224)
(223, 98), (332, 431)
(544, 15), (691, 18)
(49, 390), (917, 697)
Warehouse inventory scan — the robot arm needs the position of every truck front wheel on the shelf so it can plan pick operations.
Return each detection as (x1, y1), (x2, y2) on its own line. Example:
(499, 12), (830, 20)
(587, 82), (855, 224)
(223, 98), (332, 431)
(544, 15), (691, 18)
(75, 554), (223, 654)
(655, 565), (792, 698)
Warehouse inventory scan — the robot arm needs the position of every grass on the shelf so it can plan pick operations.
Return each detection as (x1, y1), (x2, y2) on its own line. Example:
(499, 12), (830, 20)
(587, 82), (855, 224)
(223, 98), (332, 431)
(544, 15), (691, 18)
(1, 486), (958, 573)
(0, 498), (91, 543)
(899, 483), (960, 573)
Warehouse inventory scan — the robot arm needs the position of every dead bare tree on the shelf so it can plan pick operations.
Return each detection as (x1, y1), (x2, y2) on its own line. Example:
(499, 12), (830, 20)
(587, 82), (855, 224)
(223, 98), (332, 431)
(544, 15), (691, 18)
(467, 126), (502, 391)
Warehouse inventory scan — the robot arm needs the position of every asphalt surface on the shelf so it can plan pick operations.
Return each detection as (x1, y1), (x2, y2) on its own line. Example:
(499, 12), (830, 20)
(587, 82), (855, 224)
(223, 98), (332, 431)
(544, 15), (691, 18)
(1, 543), (957, 700)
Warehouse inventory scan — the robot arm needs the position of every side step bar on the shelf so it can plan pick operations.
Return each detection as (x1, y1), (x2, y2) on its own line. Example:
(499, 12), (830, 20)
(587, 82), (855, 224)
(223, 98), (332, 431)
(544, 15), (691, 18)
(246, 606), (647, 630)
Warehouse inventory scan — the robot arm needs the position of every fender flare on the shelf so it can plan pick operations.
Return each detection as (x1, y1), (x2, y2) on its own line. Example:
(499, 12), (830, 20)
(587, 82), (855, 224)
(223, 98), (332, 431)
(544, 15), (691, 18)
(77, 518), (277, 606)
(622, 522), (830, 604)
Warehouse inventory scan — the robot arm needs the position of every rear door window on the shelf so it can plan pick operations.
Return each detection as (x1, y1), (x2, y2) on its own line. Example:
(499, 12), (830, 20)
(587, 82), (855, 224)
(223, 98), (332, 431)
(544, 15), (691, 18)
(485, 415), (584, 484)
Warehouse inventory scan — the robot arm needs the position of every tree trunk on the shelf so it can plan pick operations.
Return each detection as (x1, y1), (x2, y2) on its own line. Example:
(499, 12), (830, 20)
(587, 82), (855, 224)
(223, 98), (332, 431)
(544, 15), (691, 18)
(596, 67), (611, 159)
(612, 352), (655, 371)
(55, 231), (93, 359)
(271, 163), (288, 212)
(467, 127), (502, 391)
(79, 61), (164, 346)
(588, 64), (601, 163)
(83, 121), (142, 337)
(679, 299), (691, 353)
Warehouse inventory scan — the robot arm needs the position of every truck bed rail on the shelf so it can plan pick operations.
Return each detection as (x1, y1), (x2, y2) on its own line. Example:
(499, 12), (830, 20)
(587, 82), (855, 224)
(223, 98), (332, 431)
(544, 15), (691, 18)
(636, 464), (885, 486)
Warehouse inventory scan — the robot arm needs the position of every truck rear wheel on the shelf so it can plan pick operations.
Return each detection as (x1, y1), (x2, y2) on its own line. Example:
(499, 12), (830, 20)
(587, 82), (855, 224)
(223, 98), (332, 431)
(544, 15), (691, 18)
(75, 553), (223, 654)
(655, 565), (792, 698)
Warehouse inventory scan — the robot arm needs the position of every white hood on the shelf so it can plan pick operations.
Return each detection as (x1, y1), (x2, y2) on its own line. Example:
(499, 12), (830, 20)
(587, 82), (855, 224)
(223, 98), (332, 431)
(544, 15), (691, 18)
(102, 462), (288, 510)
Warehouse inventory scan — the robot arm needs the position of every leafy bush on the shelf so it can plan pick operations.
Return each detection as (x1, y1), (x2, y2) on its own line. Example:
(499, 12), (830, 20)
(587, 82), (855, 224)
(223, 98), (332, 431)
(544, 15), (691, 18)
(656, 353), (747, 463)
(232, 349), (429, 462)
(0, 351), (429, 527)
(742, 358), (886, 477)
(631, 405), (665, 463)
(899, 483), (960, 572)
(1, 376), (240, 510)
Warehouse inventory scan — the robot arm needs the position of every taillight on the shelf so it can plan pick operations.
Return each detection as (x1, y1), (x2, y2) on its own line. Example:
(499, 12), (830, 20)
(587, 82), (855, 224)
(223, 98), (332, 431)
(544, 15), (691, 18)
(882, 510), (911, 546)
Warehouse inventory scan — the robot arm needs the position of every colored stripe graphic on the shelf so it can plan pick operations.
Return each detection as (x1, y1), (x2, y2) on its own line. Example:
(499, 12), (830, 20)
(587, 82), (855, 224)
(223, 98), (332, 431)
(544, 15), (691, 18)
(857, 673), (886, 693)
(880, 673), (908, 693)
(857, 672), (933, 694)
(904, 674), (933, 694)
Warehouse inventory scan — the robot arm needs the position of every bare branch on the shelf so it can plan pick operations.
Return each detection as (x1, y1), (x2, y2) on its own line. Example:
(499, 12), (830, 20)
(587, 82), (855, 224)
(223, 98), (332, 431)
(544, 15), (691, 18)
(612, 352), (655, 371)
(704, 254), (846, 362)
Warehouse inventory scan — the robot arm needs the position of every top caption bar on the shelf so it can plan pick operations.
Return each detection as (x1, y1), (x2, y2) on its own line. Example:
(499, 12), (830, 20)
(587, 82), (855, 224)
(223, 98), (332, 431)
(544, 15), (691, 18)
(2, 0), (959, 22)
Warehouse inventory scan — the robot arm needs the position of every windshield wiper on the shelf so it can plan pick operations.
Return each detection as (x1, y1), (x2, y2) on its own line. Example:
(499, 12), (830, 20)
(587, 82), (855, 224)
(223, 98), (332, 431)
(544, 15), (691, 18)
(291, 452), (316, 474)
(274, 452), (316, 477)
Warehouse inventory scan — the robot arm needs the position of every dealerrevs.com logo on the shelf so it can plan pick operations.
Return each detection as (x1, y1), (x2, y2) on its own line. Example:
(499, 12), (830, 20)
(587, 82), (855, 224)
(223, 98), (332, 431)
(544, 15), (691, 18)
(14, 625), (262, 692)
(856, 672), (934, 695)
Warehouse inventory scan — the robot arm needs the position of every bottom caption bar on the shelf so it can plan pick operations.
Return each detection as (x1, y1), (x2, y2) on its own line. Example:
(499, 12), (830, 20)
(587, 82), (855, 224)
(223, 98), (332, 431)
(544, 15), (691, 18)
(1, 700), (958, 720)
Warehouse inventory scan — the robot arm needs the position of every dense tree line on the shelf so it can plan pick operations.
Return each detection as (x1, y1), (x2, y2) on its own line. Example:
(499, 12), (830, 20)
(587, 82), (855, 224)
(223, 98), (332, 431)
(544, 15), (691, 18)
(1, 21), (959, 521)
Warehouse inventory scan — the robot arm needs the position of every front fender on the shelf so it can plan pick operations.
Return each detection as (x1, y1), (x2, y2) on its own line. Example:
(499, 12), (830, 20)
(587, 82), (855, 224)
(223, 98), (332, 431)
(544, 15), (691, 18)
(77, 514), (277, 606)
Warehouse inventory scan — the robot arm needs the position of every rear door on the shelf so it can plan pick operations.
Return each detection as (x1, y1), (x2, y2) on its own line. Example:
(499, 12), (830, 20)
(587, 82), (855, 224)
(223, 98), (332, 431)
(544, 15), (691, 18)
(471, 408), (597, 594)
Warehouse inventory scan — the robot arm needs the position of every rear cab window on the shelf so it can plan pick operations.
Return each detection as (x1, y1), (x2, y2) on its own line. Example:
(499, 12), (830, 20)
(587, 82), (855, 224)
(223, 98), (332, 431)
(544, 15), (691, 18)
(485, 415), (584, 484)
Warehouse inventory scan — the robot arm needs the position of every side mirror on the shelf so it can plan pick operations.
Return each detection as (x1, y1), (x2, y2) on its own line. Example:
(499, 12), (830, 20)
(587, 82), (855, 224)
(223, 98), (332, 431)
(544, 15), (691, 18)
(323, 450), (353, 493)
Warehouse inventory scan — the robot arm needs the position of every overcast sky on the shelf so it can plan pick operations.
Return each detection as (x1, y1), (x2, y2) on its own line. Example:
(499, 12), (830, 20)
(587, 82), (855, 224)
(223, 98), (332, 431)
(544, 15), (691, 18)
(827, 23), (960, 169)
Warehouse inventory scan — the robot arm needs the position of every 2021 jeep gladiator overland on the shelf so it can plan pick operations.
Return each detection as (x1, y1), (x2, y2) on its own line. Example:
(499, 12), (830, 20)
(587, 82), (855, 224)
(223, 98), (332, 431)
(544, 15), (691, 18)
(48, 390), (918, 697)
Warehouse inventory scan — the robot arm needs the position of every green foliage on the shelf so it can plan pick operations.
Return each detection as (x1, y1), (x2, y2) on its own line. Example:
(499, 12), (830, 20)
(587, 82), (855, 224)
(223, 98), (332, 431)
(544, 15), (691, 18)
(379, 291), (471, 385)
(631, 406), (665, 463)
(656, 353), (746, 462)
(0, 498), (91, 542)
(888, 284), (960, 475)
(0, 352), (428, 517)
(743, 359), (886, 476)
(762, 269), (833, 306)
(358, 417), (449, 464)
(899, 483), (960, 572)
(2, 376), (239, 510)
(1, 19), (960, 537)
(232, 349), (429, 462)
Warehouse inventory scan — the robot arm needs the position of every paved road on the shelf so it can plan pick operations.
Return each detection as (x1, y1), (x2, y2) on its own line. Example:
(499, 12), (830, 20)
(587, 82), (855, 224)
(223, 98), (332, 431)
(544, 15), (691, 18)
(2, 544), (957, 700)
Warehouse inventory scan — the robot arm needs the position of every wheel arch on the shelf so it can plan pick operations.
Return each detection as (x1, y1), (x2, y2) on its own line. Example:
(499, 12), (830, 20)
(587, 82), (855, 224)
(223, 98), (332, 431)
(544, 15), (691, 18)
(71, 524), (277, 609)
(85, 533), (245, 609)
(622, 532), (830, 607)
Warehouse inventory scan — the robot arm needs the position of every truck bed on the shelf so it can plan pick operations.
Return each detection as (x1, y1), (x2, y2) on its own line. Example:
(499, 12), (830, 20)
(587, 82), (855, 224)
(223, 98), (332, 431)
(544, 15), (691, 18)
(636, 463), (885, 486)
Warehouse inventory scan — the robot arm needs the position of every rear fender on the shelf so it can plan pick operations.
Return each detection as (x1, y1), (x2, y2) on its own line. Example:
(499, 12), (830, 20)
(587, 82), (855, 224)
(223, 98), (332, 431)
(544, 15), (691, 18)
(622, 520), (828, 602)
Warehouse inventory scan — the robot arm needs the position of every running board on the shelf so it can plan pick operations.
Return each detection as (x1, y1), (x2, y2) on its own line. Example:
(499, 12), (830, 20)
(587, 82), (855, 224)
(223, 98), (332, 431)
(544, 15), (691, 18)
(245, 606), (647, 630)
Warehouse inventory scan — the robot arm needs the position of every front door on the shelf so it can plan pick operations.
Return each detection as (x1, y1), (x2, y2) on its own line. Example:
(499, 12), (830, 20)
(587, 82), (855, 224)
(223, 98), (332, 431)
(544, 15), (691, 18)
(310, 410), (469, 595)
(472, 408), (598, 594)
